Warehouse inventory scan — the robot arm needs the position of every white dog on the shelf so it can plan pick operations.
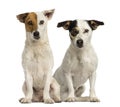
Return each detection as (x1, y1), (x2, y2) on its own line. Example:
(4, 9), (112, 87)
(17, 9), (61, 104)
(54, 19), (104, 102)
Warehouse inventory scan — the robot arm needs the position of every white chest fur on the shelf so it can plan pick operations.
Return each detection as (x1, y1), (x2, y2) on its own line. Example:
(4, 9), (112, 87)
(62, 44), (98, 89)
(22, 43), (53, 88)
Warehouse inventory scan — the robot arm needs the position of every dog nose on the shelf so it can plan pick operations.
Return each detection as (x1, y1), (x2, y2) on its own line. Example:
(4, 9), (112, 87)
(76, 39), (83, 48)
(33, 31), (40, 39)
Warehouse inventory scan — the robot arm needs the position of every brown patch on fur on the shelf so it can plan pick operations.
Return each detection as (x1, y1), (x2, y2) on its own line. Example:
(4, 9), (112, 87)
(25, 12), (37, 32)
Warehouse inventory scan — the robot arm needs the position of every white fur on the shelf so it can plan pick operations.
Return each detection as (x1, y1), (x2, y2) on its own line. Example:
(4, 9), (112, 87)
(19, 10), (60, 104)
(54, 20), (100, 102)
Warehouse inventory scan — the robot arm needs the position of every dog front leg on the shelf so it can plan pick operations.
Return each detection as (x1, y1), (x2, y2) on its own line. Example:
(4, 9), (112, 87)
(19, 72), (33, 103)
(89, 71), (100, 102)
(43, 71), (54, 104)
(65, 73), (76, 102)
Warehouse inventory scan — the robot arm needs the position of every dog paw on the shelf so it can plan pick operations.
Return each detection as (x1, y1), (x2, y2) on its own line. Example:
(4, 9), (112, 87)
(54, 97), (61, 103)
(65, 97), (76, 102)
(19, 98), (32, 103)
(90, 97), (100, 102)
(44, 98), (55, 104)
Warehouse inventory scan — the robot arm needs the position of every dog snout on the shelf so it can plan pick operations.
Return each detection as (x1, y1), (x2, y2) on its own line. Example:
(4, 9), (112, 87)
(76, 39), (83, 48)
(33, 31), (40, 39)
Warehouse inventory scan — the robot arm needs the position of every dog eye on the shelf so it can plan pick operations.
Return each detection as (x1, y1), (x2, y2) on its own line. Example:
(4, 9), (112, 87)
(27, 21), (33, 25)
(39, 20), (44, 25)
(84, 29), (89, 33)
(71, 29), (79, 36)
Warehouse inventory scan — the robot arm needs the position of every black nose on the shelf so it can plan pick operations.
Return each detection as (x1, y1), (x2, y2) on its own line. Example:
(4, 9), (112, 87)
(33, 31), (40, 39)
(76, 39), (83, 48)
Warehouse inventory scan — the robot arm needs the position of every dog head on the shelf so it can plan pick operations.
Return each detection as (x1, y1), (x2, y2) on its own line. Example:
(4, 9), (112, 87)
(17, 9), (54, 42)
(57, 20), (104, 48)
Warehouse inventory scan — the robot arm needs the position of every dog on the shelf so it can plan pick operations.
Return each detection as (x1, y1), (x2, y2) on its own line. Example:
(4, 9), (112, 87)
(16, 9), (61, 104)
(54, 19), (104, 102)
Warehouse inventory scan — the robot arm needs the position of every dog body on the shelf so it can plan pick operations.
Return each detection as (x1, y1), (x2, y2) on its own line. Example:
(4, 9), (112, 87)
(54, 20), (104, 102)
(17, 9), (60, 103)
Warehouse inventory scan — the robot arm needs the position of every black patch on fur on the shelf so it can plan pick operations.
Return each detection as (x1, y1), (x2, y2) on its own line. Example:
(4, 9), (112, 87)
(68, 20), (77, 31)
(57, 20), (79, 37)
(57, 21), (69, 28)
(70, 27), (79, 37)
(68, 20), (79, 37)
(87, 20), (104, 30)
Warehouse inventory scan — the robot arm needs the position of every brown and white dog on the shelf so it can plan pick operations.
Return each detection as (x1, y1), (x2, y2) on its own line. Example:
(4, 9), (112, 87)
(54, 19), (104, 102)
(17, 9), (61, 104)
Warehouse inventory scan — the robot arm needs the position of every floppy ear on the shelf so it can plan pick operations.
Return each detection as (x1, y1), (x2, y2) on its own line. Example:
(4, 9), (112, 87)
(57, 21), (71, 30)
(87, 20), (104, 30)
(16, 13), (29, 23)
(43, 9), (55, 20)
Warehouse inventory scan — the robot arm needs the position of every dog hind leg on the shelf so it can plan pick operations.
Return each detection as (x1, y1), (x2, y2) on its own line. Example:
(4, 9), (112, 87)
(32, 88), (44, 102)
(75, 85), (90, 102)
(75, 85), (85, 97)
(21, 82), (44, 102)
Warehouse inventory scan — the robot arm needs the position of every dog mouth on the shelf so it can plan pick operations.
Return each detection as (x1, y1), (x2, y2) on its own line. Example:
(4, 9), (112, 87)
(33, 36), (40, 40)
(77, 44), (83, 48)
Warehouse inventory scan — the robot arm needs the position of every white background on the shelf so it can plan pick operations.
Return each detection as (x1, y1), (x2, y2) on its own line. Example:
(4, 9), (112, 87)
(0, 0), (120, 107)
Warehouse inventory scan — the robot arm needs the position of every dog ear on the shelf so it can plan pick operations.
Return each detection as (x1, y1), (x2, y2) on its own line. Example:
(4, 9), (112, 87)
(87, 20), (104, 30)
(57, 21), (71, 30)
(16, 13), (29, 23)
(43, 9), (55, 20)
